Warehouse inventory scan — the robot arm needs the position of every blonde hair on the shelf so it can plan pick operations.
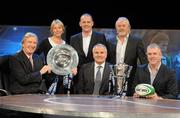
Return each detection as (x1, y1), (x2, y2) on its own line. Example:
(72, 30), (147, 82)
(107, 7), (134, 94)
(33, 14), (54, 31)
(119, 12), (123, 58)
(50, 19), (65, 35)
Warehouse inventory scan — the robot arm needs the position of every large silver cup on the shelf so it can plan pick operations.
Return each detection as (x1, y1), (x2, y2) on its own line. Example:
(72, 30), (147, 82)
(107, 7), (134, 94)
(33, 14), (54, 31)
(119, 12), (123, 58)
(111, 63), (132, 96)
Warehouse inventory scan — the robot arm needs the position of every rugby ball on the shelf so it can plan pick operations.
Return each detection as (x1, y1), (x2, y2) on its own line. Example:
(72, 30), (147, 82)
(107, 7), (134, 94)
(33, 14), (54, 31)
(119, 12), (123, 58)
(135, 84), (155, 97)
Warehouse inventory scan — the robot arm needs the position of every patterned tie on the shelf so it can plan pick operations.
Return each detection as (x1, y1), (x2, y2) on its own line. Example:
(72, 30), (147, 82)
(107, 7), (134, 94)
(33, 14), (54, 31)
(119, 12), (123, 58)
(93, 66), (102, 95)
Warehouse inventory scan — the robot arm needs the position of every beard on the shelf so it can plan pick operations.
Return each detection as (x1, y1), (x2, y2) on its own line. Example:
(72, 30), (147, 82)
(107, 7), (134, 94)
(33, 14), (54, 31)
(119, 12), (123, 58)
(117, 31), (127, 37)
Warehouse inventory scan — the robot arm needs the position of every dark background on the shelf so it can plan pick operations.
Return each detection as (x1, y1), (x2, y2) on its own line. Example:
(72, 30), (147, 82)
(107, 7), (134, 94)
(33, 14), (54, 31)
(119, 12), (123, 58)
(1, 1), (180, 40)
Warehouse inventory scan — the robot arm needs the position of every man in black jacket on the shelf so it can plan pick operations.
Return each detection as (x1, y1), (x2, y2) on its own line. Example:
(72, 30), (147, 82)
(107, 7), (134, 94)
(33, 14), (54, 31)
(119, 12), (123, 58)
(9, 32), (51, 94)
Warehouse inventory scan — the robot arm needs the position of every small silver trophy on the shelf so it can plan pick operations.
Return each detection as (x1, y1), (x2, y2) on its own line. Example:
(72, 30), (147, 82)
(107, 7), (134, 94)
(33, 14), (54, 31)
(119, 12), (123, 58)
(110, 62), (132, 97)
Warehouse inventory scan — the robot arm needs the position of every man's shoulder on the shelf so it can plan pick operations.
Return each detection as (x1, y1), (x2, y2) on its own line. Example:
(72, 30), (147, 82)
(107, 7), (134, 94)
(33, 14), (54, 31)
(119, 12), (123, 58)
(137, 64), (148, 69)
(81, 62), (93, 69)
(129, 34), (142, 41)
(70, 32), (81, 39)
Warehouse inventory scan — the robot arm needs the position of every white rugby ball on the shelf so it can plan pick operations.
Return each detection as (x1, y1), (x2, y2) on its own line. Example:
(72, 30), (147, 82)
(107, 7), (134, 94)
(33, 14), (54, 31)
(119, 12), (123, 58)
(135, 84), (155, 97)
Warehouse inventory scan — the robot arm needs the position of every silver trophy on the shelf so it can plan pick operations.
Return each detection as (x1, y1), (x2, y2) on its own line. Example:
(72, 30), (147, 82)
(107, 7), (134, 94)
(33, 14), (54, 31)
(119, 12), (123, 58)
(110, 62), (132, 97)
(47, 44), (79, 75)
(47, 44), (79, 95)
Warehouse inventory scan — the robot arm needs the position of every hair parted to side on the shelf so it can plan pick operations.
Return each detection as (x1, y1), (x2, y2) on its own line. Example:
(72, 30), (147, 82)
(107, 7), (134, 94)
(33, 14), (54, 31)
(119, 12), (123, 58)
(21, 32), (38, 44)
(50, 19), (65, 35)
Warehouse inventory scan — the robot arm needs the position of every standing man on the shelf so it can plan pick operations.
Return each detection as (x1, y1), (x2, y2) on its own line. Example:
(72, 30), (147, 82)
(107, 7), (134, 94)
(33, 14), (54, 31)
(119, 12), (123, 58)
(77, 44), (111, 95)
(132, 43), (178, 99)
(70, 13), (107, 93)
(108, 17), (147, 96)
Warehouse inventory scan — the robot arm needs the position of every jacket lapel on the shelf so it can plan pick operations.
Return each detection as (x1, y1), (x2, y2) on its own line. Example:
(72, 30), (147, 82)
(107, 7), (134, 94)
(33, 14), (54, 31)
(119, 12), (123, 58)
(144, 65), (151, 84)
(153, 64), (164, 86)
(79, 33), (86, 57)
(20, 51), (33, 72)
(124, 35), (132, 62)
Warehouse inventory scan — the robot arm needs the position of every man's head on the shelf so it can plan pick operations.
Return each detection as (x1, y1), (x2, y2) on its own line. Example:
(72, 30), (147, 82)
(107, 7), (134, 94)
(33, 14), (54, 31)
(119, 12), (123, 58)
(50, 19), (65, 37)
(115, 17), (131, 38)
(93, 44), (107, 65)
(21, 32), (38, 56)
(146, 43), (162, 66)
(79, 13), (94, 33)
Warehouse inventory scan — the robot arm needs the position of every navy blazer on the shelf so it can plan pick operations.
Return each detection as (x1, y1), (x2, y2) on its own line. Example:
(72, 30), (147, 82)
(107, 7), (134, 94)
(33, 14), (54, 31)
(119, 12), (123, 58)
(77, 62), (111, 95)
(108, 34), (147, 96)
(9, 51), (44, 94)
(132, 64), (178, 99)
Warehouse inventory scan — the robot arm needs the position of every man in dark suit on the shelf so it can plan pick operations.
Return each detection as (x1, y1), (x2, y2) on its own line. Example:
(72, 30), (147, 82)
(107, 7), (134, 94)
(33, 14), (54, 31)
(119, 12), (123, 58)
(70, 13), (107, 69)
(70, 13), (107, 93)
(132, 43), (178, 99)
(9, 32), (51, 94)
(108, 17), (147, 96)
(77, 44), (111, 95)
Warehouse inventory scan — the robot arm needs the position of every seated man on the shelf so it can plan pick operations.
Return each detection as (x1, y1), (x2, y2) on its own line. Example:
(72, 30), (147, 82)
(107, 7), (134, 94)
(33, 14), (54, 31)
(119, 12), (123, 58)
(77, 44), (112, 95)
(9, 32), (51, 94)
(132, 43), (178, 99)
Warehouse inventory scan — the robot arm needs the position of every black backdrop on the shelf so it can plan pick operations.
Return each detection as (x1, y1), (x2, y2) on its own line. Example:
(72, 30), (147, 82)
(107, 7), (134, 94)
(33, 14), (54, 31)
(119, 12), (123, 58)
(1, 0), (180, 40)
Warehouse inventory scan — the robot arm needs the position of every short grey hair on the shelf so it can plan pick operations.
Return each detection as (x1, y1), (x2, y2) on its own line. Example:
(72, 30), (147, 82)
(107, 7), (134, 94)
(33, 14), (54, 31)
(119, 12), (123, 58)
(21, 32), (38, 44)
(115, 17), (131, 29)
(92, 43), (107, 53)
(147, 43), (161, 52)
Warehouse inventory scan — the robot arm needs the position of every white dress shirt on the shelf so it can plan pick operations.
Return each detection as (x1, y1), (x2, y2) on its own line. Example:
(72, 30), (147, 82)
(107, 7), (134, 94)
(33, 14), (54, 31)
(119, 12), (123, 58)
(82, 31), (92, 57)
(116, 34), (129, 64)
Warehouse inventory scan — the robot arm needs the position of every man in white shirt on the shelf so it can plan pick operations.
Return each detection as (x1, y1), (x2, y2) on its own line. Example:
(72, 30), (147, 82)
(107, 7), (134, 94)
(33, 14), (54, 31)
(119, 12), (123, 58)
(108, 17), (147, 96)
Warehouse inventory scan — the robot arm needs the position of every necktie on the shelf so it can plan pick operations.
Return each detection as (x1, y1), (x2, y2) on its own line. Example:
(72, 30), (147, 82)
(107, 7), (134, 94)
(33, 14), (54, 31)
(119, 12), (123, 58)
(93, 66), (102, 95)
(29, 56), (34, 69)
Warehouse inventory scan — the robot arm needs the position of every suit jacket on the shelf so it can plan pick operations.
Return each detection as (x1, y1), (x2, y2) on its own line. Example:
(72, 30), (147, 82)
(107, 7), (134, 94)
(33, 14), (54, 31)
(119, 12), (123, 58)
(108, 34), (147, 96)
(9, 51), (44, 94)
(77, 62), (111, 95)
(132, 64), (178, 99)
(70, 31), (107, 69)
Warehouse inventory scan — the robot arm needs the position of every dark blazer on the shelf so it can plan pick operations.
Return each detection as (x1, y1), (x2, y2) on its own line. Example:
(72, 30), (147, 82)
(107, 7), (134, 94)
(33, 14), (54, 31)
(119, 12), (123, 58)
(77, 62), (111, 95)
(9, 51), (44, 94)
(108, 34), (147, 96)
(132, 64), (178, 99)
(70, 31), (107, 69)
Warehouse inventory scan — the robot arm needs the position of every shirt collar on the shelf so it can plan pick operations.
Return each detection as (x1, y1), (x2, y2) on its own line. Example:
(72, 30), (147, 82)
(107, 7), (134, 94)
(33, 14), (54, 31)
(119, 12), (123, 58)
(94, 62), (105, 69)
(148, 62), (161, 72)
(82, 30), (92, 38)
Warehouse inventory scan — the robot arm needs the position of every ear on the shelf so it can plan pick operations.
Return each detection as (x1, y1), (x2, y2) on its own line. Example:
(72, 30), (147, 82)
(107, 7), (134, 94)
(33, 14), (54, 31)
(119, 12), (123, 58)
(79, 21), (81, 27)
(91, 21), (94, 27)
